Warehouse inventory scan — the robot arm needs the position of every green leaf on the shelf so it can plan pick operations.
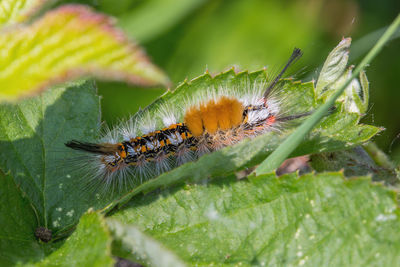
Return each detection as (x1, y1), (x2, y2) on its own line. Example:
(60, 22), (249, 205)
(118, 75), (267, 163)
(315, 38), (351, 96)
(107, 219), (186, 267)
(316, 39), (369, 115)
(102, 69), (379, 211)
(0, 79), (114, 233)
(33, 212), (114, 267)
(110, 172), (400, 266)
(358, 70), (369, 114)
(0, 169), (113, 265)
(0, 0), (47, 27)
(0, 170), (44, 266)
(0, 4), (169, 102)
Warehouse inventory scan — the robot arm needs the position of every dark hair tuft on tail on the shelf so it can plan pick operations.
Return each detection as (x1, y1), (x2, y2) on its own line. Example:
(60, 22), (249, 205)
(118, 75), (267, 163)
(65, 140), (111, 155)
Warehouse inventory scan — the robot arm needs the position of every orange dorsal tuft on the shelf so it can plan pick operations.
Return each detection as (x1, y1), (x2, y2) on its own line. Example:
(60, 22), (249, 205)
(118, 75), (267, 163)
(184, 96), (244, 136)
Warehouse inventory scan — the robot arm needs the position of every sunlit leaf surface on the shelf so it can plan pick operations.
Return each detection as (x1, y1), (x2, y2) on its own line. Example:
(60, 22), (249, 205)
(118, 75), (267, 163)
(110, 172), (400, 266)
(0, 4), (169, 102)
(0, 0), (47, 26)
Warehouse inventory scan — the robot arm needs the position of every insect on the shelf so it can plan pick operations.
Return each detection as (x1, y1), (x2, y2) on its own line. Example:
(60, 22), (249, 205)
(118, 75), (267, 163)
(66, 48), (312, 190)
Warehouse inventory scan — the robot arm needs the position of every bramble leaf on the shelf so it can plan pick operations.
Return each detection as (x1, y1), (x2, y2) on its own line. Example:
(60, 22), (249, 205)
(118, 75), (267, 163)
(316, 38), (369, 115)
(315, 38), (351, 95)
(0, 79), (113, 233)
(0, 169), (114, 266)
(0, 4), (169, 102)
(110, 172), (400, 266)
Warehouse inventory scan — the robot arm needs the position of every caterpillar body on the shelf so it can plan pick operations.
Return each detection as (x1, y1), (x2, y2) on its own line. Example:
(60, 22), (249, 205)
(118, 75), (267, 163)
(66, 48), (310, 190)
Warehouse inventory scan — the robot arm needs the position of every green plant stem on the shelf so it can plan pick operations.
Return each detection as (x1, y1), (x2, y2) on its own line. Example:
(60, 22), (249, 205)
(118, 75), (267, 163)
(254, 13), (400, 176)
(363, 142), (396, 170)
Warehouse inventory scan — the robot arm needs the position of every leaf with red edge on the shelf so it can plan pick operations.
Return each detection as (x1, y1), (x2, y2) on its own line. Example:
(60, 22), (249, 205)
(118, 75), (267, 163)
(0, 4), (170, 102)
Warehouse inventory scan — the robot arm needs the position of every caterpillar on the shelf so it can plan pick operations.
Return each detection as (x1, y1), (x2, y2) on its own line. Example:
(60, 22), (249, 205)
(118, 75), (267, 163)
(66, 48), (311, 191)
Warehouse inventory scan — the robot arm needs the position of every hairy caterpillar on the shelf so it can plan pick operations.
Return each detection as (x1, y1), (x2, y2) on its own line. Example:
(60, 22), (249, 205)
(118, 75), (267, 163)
(66, 48), (311, 190)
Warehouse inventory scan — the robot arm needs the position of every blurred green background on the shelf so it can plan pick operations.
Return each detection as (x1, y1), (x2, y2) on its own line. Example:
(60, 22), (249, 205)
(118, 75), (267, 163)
(59, 0), (400, 163)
